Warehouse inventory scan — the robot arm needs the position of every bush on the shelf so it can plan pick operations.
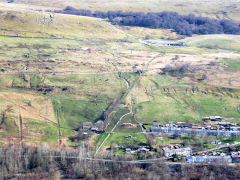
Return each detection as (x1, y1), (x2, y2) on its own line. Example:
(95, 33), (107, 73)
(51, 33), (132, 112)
(52, 7), (240, 36)
(161, 64), (190, 76)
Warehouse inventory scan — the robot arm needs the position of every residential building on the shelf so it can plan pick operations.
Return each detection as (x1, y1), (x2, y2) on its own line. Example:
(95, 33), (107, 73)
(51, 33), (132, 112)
(164, 147), (192, 157)
(186, 156), (232, 163)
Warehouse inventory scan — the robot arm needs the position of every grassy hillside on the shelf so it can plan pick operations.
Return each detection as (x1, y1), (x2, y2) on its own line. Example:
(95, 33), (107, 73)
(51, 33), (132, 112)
(182, 34), (240, 51)
(3, 0), (240, 21)
(0, 8), (129, 46)
(0, 7), (131, 145)
(131, 75), (240, 124)
(0, 2), (240, 151)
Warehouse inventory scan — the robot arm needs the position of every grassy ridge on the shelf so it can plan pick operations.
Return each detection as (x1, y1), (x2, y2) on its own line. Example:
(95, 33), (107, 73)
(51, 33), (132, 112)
(0, 9), (127, 41)
(7, 0), (240, 21)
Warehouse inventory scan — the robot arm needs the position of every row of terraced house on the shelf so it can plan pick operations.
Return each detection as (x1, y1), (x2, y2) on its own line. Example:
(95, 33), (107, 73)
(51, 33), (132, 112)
(150, 117), (240, 137)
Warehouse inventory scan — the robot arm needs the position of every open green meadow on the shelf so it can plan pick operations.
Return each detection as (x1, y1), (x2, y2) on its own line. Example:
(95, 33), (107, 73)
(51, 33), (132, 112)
(182, 35), (240, 52)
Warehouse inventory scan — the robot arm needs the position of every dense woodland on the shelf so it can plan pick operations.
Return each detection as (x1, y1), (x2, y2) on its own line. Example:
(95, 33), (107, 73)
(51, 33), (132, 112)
(53, 6), (240, 36)
(1, 145), (240, 179)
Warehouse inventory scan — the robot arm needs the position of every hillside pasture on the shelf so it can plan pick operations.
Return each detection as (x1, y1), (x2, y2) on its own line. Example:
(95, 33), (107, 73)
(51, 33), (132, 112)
(4, 0), (240, 21)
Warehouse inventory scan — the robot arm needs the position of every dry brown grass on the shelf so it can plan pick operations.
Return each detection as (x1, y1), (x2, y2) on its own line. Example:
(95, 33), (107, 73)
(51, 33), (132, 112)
(0, 91), (56, 123)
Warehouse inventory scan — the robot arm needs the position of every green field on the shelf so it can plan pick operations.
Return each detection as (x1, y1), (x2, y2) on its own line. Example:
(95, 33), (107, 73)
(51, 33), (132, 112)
(134, 75), (240, 124)
(52, 97), (108, 128)
(182, 35), (240, 51)
(106, 133), (148, 147)
(221, 58), (240, 72)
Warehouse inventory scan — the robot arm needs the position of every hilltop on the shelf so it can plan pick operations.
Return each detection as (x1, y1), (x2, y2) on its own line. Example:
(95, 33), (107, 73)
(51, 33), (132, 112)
(2, 0), (240, 22)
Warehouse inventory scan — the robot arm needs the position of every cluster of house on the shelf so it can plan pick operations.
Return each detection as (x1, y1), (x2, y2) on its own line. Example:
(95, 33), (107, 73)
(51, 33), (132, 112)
(150, 117), (240, 137)
(186, 156), (233, 163)
(161, 142), (240, 164)
(186, 145), (240, 163)
(91, 127), (105, 134)
(206, 151), (240, 157)
(203, 116), (240, 131)
(161, 144), (233, 163)
(162, 144), (192, 157)
(206, 139), (221, 145)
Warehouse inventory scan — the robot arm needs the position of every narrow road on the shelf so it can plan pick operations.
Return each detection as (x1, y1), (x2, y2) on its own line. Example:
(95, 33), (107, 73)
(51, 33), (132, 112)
(16, 154), (238, 166)
(95, 94), (133, 155)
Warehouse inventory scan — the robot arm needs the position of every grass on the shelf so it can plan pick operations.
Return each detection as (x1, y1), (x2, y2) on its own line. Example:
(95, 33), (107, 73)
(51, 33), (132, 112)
(94, 133), (109, 150)
(133, 75), (240, 124)
(114, 114), (142, 133)
(106, 133), (148, 147)
(154, 135), (220, 152)
(182, 34), (240, 52)
(30, 74), (45, 88)
(0, 9), (127, 41)
(9, 0), (240, 21)
(119, 26), (178, 40)
(25, 117), (76, 144)
(47, 74), (126, 101)
(105, 106), (130, 132)
(220, 58), (240, 72)
(52, 97), (109, 129)
(135, 93), (240, 123)
(143, 125), (152, 132)
(220, 137), (240, 144)
(0, 8), (135, 65)
(0, 116), (18, 137)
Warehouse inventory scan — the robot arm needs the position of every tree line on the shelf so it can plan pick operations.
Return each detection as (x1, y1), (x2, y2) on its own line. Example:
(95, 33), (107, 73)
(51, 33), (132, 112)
(1, 145), (240, 179)
(52, 6), (240, 36)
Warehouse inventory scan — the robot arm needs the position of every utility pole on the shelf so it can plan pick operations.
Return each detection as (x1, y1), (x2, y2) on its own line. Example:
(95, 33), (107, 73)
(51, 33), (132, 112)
(45, 104), (48, 122)
(199, 105), (202, 122)
(57, 109), (62, 146)
(19, 110), (23, 147)
(82, 141), (87, 172)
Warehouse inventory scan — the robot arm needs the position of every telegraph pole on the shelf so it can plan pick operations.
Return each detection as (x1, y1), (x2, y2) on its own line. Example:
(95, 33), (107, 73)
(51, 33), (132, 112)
(18, 108), (23, 147)
(199, 105), (202, 121)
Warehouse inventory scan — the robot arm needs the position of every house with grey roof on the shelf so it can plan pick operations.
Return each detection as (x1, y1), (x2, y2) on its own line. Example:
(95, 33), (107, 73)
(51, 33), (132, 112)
(186, 156), (232, 163)
(164, 147), (192, 157)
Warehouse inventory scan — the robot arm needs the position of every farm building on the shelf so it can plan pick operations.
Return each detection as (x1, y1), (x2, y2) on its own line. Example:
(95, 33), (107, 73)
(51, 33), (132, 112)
(125, 147), (150, 154)
(144, 40), (187, 46)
